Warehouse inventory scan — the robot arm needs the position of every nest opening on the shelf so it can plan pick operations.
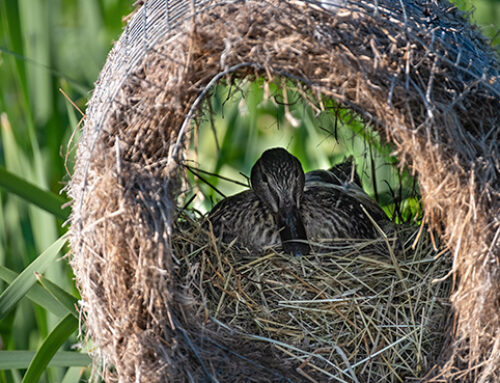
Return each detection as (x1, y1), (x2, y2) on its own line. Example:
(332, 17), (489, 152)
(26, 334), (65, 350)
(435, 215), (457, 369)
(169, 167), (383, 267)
(181, 79), (421, 220)
(166, 77), (452, 382)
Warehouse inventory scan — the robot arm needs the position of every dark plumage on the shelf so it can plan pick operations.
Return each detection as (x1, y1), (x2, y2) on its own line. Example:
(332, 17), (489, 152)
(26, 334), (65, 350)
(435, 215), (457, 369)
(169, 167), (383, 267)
(305, 155), (362, 186)
(207, 148), (387, 256)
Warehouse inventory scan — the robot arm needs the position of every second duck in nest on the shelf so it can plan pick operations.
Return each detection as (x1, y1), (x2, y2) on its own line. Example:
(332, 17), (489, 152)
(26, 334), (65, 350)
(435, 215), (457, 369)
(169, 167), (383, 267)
(207, 148), (388, 256)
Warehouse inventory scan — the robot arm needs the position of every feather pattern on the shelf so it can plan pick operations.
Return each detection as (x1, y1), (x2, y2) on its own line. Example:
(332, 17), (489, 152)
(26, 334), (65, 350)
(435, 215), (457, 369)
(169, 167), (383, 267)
(207, 148), (388, 254)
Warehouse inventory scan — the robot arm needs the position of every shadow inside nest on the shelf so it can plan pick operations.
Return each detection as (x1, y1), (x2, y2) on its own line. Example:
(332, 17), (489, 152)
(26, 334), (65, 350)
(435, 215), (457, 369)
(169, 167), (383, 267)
(171, 214), (452, 382)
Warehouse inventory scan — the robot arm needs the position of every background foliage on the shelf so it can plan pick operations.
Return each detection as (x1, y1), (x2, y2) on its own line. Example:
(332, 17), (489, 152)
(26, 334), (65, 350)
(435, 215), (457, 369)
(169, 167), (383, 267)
(0, 0), (498, 381)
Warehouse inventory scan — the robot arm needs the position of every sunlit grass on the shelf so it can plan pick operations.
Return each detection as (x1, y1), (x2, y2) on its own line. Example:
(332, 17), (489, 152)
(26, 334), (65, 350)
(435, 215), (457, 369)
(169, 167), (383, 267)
(0, 1), (133, 382)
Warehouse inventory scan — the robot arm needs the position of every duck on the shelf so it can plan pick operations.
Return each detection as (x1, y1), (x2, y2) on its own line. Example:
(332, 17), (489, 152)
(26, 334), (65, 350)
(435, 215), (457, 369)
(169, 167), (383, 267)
(207, 148), (387, 256)
(304, 157), (387, 223)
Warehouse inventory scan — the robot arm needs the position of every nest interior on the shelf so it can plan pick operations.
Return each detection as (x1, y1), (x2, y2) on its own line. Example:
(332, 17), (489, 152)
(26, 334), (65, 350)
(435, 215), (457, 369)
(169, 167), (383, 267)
(170, 213), (453, 382)
(68, 0), (500, 382)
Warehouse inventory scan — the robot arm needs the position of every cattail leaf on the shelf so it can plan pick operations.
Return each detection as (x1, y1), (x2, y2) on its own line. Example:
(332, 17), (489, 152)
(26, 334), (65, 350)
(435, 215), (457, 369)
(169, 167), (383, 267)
(21, 313), (79, 383)
(0, 351), (90, 370)
(0, 265), (68, 318)
(36, 273), (79, 318)
(0, 236), (67, 320)
(0, 166), (70, 220)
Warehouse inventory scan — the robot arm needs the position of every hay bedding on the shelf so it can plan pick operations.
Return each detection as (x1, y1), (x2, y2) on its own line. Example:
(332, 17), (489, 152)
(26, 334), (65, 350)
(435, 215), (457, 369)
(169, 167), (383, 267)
(67, 0), (500, 382)
(172, 218), (451, 382)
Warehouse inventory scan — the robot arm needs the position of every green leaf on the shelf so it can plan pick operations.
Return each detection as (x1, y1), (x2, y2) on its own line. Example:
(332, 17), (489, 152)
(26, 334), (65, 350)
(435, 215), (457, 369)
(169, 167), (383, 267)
(0, 265), (68, 318)
(0, 351), (90, 370)
(21, 313), (79, 383)
(0, 0), (30, 120)
(36, 273), (79, 318)
(0, 166), (70, 220)
(0, 235), (67, 320)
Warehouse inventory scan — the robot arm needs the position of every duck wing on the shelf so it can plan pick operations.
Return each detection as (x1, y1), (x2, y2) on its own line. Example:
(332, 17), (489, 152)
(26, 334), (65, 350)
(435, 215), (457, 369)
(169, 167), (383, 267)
(302, 185), (387, 241)
(207, 190), (278, 251)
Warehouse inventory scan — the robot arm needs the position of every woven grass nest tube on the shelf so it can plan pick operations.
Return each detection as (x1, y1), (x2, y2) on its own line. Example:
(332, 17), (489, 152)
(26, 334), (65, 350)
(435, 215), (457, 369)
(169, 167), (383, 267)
(68, 0), (500, 382)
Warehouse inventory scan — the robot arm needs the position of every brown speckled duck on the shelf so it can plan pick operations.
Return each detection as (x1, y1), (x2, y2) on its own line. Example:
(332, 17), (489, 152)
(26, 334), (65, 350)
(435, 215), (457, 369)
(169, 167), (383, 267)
(207, 148), (387, 256)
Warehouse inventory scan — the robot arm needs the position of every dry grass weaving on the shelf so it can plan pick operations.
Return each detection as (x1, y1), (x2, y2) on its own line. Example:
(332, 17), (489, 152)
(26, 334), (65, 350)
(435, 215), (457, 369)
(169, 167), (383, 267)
(67, 0), (500, 382)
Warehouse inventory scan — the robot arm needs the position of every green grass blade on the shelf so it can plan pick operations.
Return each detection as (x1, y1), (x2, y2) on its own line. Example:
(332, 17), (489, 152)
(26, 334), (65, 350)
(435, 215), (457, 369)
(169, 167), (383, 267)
(21, 313), (79, 383)
(0, 265), (68, 318)
(19, 0), (51, 125)
(0, 351), (90, 370)
(0, 0), (31, 122)
(36, 274), (79, 318)
(0, 166), (70, 220)
(0, 235), (67, 320)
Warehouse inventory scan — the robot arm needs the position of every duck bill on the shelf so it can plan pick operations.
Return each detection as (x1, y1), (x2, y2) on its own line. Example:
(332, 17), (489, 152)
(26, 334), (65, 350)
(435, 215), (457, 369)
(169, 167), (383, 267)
(277, 205), (310, 257)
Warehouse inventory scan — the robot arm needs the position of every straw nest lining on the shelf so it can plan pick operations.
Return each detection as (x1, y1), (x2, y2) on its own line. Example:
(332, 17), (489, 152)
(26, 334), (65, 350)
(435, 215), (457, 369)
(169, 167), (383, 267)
(172, 217), (451, 382)
(68, 0), (500, 382)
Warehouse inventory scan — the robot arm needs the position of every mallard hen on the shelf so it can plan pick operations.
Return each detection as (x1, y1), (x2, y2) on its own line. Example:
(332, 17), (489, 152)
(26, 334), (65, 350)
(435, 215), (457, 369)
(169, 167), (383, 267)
(207, 148), (387, 256)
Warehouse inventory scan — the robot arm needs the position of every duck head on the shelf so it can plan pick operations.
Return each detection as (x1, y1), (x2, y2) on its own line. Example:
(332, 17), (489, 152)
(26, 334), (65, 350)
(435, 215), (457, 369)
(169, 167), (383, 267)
(250, 148), (311, 256)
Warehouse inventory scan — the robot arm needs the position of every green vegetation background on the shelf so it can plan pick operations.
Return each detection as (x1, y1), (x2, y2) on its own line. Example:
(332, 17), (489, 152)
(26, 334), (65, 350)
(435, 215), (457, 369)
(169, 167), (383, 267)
(0, 0), (498, 382)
